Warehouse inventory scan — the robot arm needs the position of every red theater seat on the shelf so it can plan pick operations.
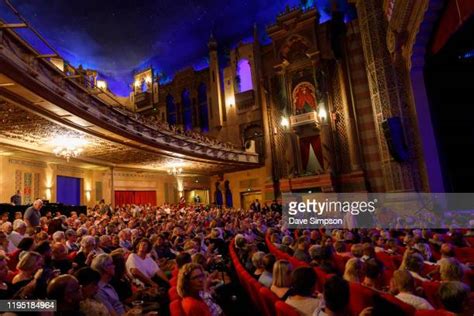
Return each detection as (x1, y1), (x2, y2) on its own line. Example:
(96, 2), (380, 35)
(259, 286), (279, 316)
(421, 281), (442, 308)
(170, 299), (185, 316)
(348, 283), (376, 316)
(275, 301), (300, 316)
(168, 287), (180, 302)
(415, 310), (454, 316)
(333, 254), (350, 274)
(379, 292), (416, 316)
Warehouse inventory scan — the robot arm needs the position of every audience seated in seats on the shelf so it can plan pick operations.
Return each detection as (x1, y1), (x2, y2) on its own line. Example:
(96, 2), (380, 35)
(9, 219), (26, 247)
(74, 235), (97, 270)
(154, 234), (176, 260)
(343, 258), (363, 283)
(334, 240), (352, 258)
(279, 235), (294, 256)
(109, 248), (143, 305)
(390, 269), (434, 310)
(51, 242), (72, 274)
(361, 243), (376, 262)
(65, 228), (79, 252)
(47, 275), (83, 316)
(309, 245), (337, 274)
(285, 266), (323, 316)
(8, 237), (34, 271)
(0, 252), (11, 299)
(251, 251), (265, 278)
(405, 253), (430, 282)
(91, 253), (126, 316)
(258, 254), (276, 288)
(293, 236), (310, 263)
(351, 244), (364, 259)
(178, 263), (223, 316)
(362, 258), (385, 291)
(74, 267), (109, 316)
(313, 276), (350, 316)
(438, 281), (472, 315)
(11, 251), (43, 295)
(271, 259), (292, 300)
(125, 238), (169, 288)
(439, 257), (465, 282)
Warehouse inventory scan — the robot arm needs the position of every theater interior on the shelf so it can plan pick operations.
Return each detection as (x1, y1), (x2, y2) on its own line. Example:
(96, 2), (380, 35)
(0, 0), (473, 315)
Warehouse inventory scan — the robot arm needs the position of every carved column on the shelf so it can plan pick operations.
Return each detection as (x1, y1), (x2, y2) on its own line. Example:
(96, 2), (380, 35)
(312, 60), (335, 173)
(337, 61), (361, 171)
(110, 166), (115, 206)
(353, 0), (416, 191)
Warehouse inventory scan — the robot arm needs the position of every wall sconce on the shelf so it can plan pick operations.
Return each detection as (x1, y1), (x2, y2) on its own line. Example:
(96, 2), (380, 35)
(318, 106), (327, 122)
(226, 96), (235, 108)
(85, 189), (92, 202)
(96, 80), (107, 90)
(280, 116), (289, 128)
(134, 79), (141, 89)
(45, 187), (52, 200)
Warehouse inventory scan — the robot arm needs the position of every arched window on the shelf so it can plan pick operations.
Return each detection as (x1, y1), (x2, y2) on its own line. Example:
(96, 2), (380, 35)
(166, 94), (176, 125)
(182, 89), (192, 131)
(198, 83), (209, 132)
(237, 59), (253, 92)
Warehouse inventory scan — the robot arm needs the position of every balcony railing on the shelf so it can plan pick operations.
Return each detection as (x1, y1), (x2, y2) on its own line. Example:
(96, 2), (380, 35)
(290, 111), (320, 128)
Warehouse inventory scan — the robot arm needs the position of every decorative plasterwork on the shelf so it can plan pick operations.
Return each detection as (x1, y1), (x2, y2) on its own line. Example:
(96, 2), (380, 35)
(0, 25), (258, 165)
(0, 100), (243, 174)
(8, 158), (47, 169)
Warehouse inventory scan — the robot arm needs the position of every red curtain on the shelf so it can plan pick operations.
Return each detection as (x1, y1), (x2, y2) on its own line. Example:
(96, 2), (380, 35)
(114, 191), (156, 206)
(300, 137), (311, 171)
(431, 0), (474, 54)
(300, 136), (323, 170)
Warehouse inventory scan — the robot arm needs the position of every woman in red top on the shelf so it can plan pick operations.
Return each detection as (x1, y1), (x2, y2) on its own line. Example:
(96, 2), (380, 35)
(177, 263), (212, 316)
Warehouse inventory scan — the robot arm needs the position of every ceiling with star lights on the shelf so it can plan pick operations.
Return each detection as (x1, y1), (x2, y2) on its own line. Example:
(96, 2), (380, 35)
(0, 0), (355, 96)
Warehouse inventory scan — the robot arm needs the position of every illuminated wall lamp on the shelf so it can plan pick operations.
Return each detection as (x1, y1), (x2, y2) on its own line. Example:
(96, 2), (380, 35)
(45, 187), (52, 200)
(85, 189), (92, 202)
(226, 96), (235, 108)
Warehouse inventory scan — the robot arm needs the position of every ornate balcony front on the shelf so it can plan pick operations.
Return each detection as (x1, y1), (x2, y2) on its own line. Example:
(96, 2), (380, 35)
(290, 111), (320, 129)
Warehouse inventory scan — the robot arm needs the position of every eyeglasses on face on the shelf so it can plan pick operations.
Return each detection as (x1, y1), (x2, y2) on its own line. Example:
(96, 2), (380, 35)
(190, 273), (205, 280)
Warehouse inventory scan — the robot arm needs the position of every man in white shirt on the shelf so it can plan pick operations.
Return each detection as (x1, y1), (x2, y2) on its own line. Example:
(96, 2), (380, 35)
(391, 270), (434, 310)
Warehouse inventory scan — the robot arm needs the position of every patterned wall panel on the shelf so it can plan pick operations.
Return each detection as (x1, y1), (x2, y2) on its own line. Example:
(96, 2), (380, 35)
(15, 170), (22, 193)
(34, 173), (40, 200)
(95, 182), (103, 202)
(328, 61), (350, 173)
(23, 173), (32, 204)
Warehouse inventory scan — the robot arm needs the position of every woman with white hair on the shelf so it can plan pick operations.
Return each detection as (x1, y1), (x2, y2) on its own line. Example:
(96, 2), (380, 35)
(74, 235), (96, 269)
(91, 254), (125, 316)
(9, 219), (26, 247)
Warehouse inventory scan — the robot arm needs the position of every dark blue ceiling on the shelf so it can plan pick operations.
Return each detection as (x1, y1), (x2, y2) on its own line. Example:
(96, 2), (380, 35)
(1, 0), (355, 96)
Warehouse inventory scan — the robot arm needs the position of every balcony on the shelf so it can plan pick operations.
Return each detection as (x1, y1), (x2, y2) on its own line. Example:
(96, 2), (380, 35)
(235, 90), (255, 113)
(290, 111), (320, 128)
(135, 92), (152, 111)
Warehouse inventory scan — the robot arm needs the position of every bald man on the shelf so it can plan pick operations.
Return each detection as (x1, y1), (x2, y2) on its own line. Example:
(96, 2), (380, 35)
(23, 199), (43, 229)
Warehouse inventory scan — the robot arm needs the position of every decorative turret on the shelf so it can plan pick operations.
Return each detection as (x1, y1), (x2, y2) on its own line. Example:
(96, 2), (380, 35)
(208, 33), (223, 128)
